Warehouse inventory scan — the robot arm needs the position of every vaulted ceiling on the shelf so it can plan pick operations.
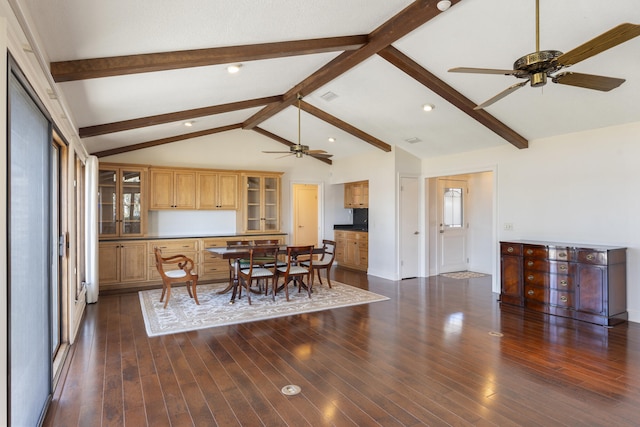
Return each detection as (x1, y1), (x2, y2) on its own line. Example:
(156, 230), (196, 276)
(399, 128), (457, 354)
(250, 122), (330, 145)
(16, 0), (640, 164)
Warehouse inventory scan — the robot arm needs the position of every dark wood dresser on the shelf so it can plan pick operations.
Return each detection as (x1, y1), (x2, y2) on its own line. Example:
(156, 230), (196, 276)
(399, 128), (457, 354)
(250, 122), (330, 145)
(500, 240), (627, 326)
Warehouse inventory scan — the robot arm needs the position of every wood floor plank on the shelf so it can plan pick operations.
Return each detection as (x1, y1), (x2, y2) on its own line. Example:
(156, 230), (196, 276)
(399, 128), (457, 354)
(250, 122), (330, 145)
(44, 268), (640, 426)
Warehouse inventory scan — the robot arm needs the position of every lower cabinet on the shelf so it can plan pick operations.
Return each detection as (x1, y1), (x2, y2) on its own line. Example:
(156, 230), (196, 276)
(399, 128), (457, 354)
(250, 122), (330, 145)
(335, 230), (368, 271)
(98, 241), (148, 292)
(99, 234), (288, 294)
(499, 240), (627, 326)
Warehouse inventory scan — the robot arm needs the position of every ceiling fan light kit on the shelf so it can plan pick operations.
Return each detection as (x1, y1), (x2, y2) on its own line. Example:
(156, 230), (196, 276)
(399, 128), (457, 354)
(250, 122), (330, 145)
(448, 0), (640, 109)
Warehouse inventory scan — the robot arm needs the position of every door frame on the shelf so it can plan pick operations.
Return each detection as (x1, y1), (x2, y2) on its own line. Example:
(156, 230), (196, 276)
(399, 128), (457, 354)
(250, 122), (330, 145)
(290, 180), (324, 247)
(425, 165), (499, 293)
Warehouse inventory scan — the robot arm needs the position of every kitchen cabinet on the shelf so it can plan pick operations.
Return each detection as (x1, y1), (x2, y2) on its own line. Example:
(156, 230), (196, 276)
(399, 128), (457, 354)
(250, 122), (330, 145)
(344, 180), (368, 208)
(196, 171), (238, 210)
(335, 230), (368, 271)
(149, 168), (196, 209)
(500, 240), (627, 326)
(98, 241), (147, 291)
(98, 165), (147, 237)
(240, 172), (282, 233)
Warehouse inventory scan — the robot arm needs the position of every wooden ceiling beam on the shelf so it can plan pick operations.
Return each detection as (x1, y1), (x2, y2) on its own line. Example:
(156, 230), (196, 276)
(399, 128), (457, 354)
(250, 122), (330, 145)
(299, 101), (391, 152)
(378, 45), (528, 149)
(79, 95), (281, 138)
(253, 127), (332, 165)
(93, 123), (243, 158)
(243, 0), (463, 130)
(51, 35), (369, 82)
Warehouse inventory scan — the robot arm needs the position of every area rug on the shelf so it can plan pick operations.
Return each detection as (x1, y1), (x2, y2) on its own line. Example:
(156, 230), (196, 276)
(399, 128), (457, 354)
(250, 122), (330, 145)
(440, 271), (488, 279)
(139, 281), (389, 337)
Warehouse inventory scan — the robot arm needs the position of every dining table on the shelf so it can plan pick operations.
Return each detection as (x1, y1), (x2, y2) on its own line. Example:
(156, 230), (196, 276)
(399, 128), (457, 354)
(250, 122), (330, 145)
(206, 244), (324, 303)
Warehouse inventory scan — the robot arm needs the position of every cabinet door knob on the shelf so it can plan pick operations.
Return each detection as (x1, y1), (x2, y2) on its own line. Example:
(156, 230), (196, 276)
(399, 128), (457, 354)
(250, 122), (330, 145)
(507, 247), (514, 253)
(527, 275), (534, 281)
(527, 261), (534, 266)
(527, 290), (534, 296)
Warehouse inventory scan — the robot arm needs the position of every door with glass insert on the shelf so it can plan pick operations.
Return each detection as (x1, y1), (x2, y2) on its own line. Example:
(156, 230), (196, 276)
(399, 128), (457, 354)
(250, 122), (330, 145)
(98, 166), (145, 237)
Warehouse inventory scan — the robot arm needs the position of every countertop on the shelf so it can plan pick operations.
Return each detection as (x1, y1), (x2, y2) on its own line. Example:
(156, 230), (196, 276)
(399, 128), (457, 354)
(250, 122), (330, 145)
(334, 224), (368, 232)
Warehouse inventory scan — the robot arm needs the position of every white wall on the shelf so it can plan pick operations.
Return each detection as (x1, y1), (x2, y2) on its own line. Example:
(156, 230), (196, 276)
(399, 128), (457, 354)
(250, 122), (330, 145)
(423, 121), (640, 323)
(467, 171), (493, 274)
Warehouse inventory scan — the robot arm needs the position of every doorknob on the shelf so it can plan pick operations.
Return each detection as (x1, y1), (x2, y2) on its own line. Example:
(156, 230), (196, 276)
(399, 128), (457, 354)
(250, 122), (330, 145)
(414, 231), (419, 235)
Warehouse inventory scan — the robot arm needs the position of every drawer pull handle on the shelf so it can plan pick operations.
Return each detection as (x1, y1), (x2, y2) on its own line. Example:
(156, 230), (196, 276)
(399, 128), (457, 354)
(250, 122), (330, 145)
(560, 280), (568, 287)
(527, 275), (534, 281)
(559, 252), (567, 258)
(527, 261), (534, 266)
(507, 247), (514, 253)
(526, 249), (533, 255)
(560, 296), (568, 302)
(559, 265), (567, 271)
(586, 254), (595, 261)
(527, 290), (534, 296)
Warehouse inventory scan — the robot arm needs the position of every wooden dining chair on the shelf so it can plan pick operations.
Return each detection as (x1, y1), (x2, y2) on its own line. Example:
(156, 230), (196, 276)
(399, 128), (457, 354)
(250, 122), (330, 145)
(275, 245), (314, 301)
(226, 240), (252, 285)
(237, 246), (278, 304)
(301, 239), (336, 288)
(154, 247), (199, 309)
(253, 239), (287, 270)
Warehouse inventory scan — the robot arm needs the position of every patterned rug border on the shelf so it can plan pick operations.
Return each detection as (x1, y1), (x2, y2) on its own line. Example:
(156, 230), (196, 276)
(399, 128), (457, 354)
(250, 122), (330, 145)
(440, 271), (488, 279)
(139, 281), (389, 337)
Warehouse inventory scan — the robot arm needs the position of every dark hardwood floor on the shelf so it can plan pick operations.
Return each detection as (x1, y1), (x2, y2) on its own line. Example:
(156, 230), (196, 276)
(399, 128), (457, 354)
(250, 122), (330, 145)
(44, 268), (640, 426)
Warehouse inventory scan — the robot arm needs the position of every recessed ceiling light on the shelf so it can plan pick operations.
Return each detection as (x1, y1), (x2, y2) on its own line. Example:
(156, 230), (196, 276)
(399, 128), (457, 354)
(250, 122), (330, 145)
(422, 104), (435, 112)
(227, 64), (242, 74)
(405, 137), (422, 144)
(328, 137), (336, 143)
(184, 121), (194, 127)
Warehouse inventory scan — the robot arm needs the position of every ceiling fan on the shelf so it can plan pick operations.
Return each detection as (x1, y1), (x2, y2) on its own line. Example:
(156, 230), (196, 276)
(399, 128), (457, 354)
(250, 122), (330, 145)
(263, 94), (333, 160)
(449, 0), (640, 110)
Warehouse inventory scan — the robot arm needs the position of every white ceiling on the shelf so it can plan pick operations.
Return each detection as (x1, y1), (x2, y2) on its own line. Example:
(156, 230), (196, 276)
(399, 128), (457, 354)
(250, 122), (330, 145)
(17, 0), (640, 162)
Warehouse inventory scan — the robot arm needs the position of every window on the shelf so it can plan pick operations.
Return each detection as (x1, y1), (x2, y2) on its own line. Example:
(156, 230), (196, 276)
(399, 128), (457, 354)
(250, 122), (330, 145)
(443, 186), (463, 228)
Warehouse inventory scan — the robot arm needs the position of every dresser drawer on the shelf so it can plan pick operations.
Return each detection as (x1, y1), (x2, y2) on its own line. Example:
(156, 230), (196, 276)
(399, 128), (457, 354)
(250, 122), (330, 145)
(549, 274), (574, 291)
(501, 242), (522, 256)
(523, 245), (548, 259)
(525, 285), (574, 308)
(524, 259), (570, 274)
(575, 249), (607, 265)
(548, 247), (570, 261)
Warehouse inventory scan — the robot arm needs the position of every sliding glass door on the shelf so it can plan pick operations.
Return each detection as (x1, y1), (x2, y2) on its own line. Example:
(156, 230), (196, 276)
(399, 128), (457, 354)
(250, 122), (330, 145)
(8, 60), (52, 426)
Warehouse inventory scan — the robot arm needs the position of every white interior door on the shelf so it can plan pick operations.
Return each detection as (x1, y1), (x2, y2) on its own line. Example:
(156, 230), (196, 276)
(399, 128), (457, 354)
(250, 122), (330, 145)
(400, 177), (419, 278)
(437, 178), (468, 273)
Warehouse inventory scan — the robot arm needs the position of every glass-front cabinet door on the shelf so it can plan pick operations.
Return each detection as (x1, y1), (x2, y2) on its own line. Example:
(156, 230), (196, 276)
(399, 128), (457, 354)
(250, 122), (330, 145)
(98, 165), (146, 237)
(98, 169), (118, 236)
(242, 173), (281, 233)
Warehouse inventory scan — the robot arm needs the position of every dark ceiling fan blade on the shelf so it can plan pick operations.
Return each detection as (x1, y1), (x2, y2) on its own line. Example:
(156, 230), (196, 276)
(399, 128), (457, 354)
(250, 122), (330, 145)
(449, 67), (522, 76)
(473, 81), (529, 110)
(308, 153), (333, 159)
(552, 72), (625, 92)
(557, 23), (640, 67)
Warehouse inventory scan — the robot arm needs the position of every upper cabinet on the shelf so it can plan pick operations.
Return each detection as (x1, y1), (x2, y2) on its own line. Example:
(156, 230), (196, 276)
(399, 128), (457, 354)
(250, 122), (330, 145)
(344, 180), (369, 208)
(149, 168), (197, 210)
(240, 172), (282, 233)
(98, 164), (147, 237)
(196, 171), (238, 210)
